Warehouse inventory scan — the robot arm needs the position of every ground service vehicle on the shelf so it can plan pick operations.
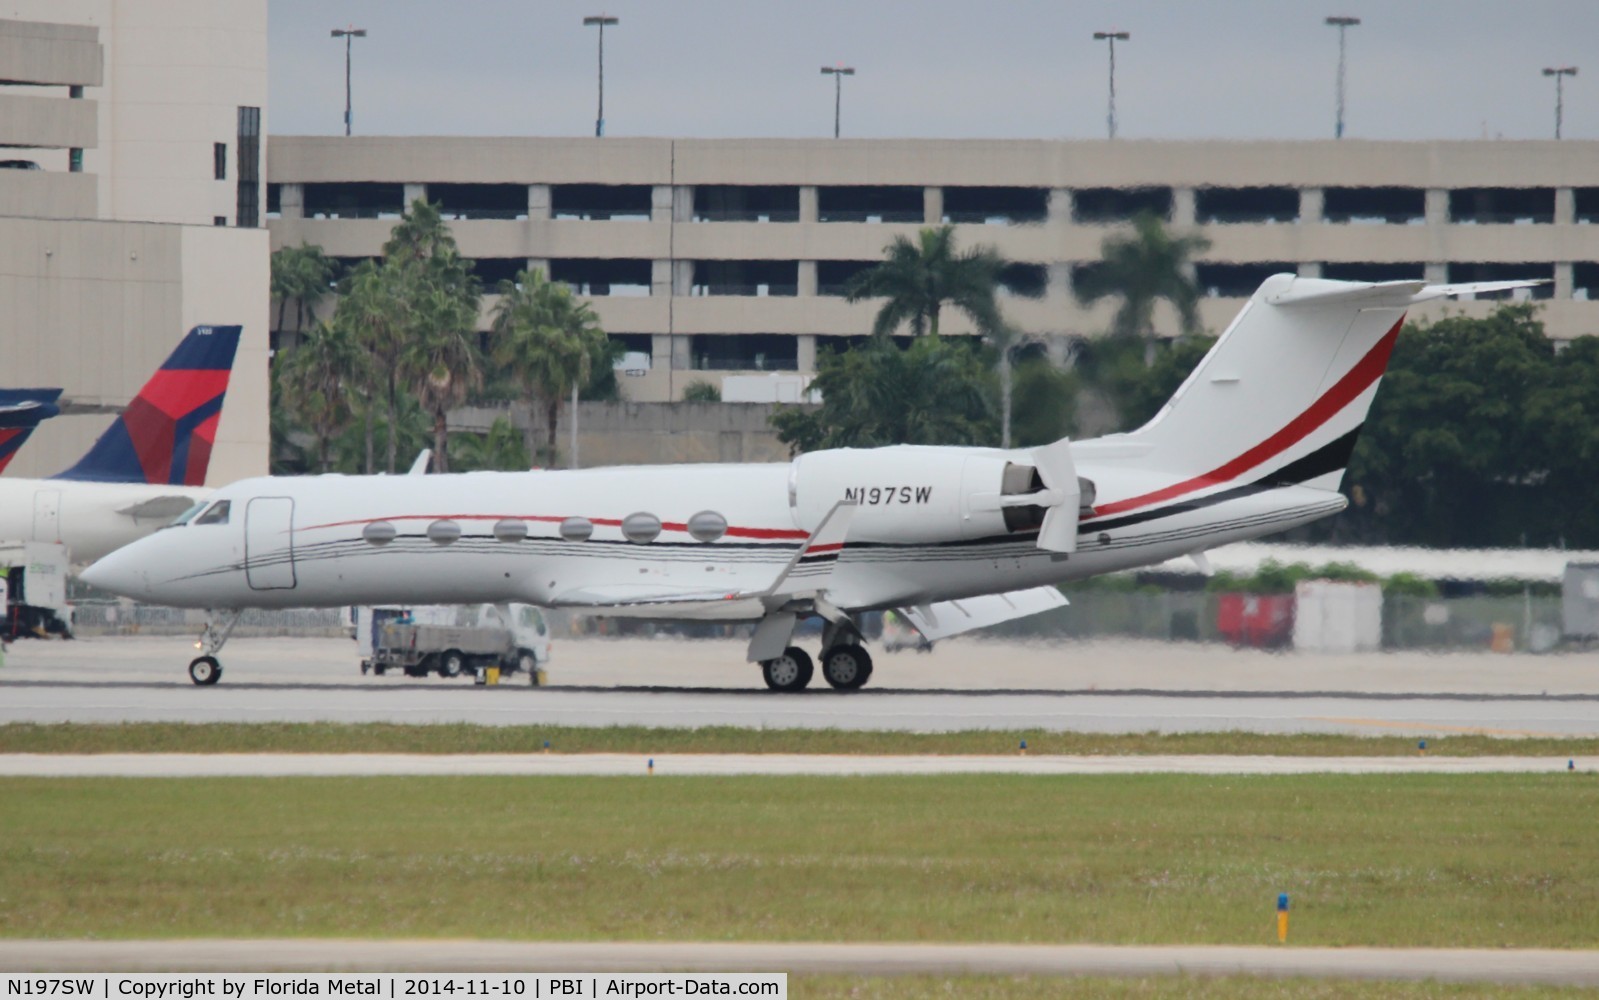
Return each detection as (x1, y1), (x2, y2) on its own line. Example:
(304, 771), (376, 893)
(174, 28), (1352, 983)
(362, 603), (550, 683)
(0, 542), (73, 640)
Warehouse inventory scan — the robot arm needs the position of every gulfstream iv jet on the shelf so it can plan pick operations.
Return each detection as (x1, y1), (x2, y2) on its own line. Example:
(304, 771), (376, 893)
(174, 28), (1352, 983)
(84, 277), (1529, 687)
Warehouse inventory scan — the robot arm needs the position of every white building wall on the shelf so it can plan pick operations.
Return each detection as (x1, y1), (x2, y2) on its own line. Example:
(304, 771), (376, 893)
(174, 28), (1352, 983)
(1, 0), (267, 226)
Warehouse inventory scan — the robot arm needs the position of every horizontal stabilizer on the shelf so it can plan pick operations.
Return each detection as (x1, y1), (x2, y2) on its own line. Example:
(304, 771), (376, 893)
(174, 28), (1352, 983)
(1265, 277), (1547, 309)
(899, 586), (1068, 642)
(116, 495), (203, 521)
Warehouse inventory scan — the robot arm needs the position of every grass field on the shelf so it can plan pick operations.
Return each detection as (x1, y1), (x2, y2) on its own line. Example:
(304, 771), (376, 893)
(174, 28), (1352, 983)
(3, 722), (1597, 757)
(3, 773), (1595, 947)
(790, 976), (1599, 998)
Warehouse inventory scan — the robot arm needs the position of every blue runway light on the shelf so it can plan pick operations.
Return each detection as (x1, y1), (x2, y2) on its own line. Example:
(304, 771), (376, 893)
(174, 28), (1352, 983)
(1278, 893), (1289, 912)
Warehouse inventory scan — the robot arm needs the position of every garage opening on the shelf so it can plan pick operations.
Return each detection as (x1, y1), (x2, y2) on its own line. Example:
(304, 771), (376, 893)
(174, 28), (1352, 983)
(1195, 186), (1298, 224)
(693, 185), (800, 222)
(551, 184), (652, 220)
(1323, 187), (1425, 224)
(818, 186), (923, 223)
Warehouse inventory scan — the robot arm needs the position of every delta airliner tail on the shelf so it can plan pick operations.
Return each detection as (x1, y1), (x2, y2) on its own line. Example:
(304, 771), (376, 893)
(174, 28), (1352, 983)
(0, 388), (64, 474)
(54, 324), (243, 485)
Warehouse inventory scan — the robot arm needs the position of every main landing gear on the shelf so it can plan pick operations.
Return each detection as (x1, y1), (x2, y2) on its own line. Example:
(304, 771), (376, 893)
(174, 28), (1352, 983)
(188, 609), (241, 686)
(759, 619), (874, 692)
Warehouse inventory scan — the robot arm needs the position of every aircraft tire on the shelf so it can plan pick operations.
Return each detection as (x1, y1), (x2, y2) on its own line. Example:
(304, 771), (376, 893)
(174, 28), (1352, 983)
(373, 663), (387, 676)
(438, 650), (465, 678)
(820, 644), (873, 691)
(188, 656), (222, 686)
(761, 646), (813, 692)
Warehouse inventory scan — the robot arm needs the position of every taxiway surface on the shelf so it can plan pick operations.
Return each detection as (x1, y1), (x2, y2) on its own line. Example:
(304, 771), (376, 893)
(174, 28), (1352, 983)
(3, 635), (1596, 735)
(4, 940), (1598, 984)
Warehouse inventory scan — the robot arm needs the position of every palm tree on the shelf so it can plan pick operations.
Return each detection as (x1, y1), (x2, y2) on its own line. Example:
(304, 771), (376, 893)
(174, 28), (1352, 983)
(846, 225), (1016, 444)
(1074, 211), (1211, 366)
(399, 277), (482, 473)
(450, 417), (530, 472)
(269, 243), (338, 341)
(274, 320), (370, 472)
(491, 268), (609, 467)
(844, 225), (1005, 339)
(332, 259), (406, 473)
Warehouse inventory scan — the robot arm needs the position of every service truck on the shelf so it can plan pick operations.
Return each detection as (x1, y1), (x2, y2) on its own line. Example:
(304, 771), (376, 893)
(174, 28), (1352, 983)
(1, 542), (73, 641)
(356, 603), (551, 683)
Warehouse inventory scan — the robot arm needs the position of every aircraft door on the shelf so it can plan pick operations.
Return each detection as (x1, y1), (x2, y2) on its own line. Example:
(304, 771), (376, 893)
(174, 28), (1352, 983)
(32, 489), (61, 543)
(245, 496), (297, 590)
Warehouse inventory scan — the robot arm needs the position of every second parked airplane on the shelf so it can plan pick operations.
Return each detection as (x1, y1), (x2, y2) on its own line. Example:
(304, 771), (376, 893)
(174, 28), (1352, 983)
(0, 324), (243, 563)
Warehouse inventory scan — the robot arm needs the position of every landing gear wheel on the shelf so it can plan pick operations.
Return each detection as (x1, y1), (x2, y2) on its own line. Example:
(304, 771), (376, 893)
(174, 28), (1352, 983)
(188, 656), (222, 686)
(438, 650), (466, 678)
(761, 646), (814, 692)
(820, 644), (873, 690)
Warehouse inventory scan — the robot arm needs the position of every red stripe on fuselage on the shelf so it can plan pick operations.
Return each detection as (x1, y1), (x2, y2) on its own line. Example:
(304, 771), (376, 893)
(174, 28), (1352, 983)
(1089, 314), (1404, 520)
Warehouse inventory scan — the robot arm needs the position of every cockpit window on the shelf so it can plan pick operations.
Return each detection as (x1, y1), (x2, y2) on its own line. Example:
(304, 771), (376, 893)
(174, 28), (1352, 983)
(194, 500), (231, 526)
(164, 501), (208, 529)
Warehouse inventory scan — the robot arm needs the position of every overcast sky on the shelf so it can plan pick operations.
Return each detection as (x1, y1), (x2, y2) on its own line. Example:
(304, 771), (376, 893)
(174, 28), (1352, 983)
(269, 1), (1595, 142)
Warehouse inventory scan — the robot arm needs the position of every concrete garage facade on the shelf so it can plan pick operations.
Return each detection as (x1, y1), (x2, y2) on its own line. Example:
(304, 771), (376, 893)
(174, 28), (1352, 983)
(269, 135), (1599, 402)
(0, 3), (270, 483)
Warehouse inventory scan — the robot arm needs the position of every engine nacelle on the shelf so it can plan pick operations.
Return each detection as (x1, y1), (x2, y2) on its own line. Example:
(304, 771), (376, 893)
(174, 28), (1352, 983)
(790, 445), (1080, 545)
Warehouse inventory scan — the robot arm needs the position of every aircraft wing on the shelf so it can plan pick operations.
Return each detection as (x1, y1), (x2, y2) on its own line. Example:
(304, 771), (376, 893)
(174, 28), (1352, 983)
(116, 495), (203, 521)
(898, 586), (1069, 642)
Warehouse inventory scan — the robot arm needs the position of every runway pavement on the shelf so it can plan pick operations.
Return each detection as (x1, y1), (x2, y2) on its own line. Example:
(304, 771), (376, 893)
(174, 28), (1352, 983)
(3, 635), (1597, 735)
(3, 940), (1598, 984)
(0, 751), (1590, 777)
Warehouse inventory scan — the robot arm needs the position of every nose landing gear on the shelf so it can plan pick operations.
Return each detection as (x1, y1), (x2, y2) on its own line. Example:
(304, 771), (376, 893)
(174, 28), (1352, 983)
(188, 609), (242, 685)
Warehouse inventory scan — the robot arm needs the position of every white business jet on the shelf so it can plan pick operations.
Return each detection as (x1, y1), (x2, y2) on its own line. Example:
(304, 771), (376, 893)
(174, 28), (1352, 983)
(0, 325), (242, 565)
(84, 276), (1530, 687)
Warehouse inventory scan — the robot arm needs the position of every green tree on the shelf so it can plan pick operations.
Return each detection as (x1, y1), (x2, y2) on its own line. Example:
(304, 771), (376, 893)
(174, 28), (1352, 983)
(844, 226), (1006, 339)
(331, 258), (406, 473)
(1007, 356), (1080, 448)
(845, 225), (1017, 443)
(384, 199), (483, 473)
(269, 243), (338, 339)
(771, 336), (996, 452)
(682, 380), (721, 402)
(1341, 305), (1557, 547)
(1074, 212), (1211, 366)
(274, 320), (370, 472)
(450, 417), (530, 472)
(491, 268), (610, 467)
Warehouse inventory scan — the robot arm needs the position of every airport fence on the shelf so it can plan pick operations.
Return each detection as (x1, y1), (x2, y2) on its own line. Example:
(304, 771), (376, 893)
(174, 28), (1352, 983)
(985, 591), (1568, 653)
(70, 602), (348, 638)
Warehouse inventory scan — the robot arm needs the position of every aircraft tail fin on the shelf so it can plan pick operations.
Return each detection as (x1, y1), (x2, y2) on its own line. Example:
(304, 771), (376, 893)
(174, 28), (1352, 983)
(0, 388), (63, 474)
(54, 324), (242, 484)
(1110, 275), (1417, 505)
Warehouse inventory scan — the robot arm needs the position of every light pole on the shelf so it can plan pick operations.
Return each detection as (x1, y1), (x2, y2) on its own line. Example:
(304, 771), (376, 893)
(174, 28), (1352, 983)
(1325, 16), (1360, 139)
(583, 14), (619, 137)
(820, 64), (855, 138)
(330, 26), (366, 137)
(1544, 66), (1578, 139)
(1092, 31), (1129, 139)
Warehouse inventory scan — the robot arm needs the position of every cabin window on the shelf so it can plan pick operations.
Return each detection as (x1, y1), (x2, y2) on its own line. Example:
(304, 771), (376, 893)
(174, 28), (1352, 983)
(194, 500), (231, 526)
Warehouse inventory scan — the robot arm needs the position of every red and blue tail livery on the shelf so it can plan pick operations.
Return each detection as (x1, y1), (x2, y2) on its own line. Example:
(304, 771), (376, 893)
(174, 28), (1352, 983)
(55, 324), (242, 485)
(0, 388), (63, 474)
